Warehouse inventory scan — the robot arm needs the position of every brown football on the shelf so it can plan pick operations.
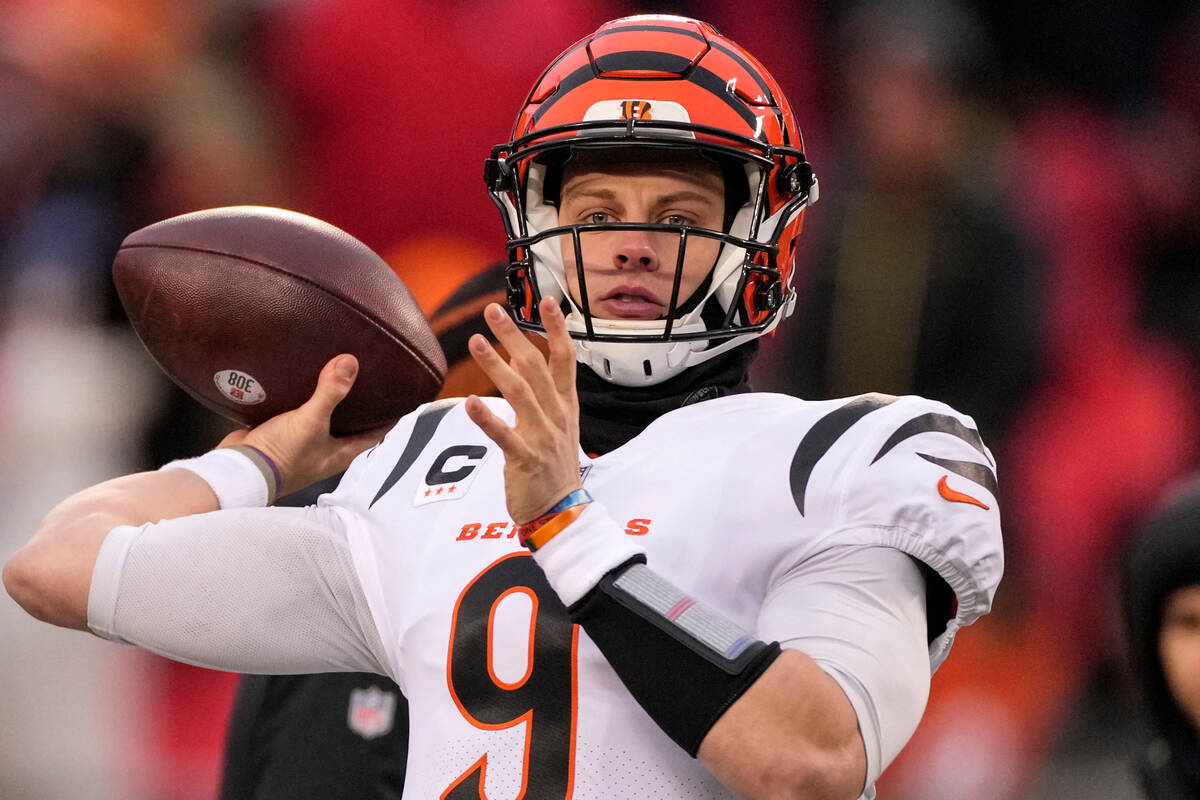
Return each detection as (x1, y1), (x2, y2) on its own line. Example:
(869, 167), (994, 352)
(113, 206), (446, 434)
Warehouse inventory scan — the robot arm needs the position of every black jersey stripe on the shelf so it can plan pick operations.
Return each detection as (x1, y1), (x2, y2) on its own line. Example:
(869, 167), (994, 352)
(276, 473), (343, 507)
(871, 413), (992, 466)
(918, 453), (999, 498)
(790, 393), (896, 516)
(370, 398), (459, 507)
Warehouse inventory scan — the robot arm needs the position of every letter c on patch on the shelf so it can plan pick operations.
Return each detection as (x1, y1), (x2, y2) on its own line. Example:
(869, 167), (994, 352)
(426, 445), (488, 485)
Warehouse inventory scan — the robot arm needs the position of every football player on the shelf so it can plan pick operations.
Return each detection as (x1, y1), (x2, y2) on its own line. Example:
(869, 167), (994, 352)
(4, 16), (1003, 799)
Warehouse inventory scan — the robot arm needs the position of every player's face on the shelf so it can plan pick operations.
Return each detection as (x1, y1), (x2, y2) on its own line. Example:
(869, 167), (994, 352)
(557, 159), (725, 320)
(1159, 584), (1200, 729)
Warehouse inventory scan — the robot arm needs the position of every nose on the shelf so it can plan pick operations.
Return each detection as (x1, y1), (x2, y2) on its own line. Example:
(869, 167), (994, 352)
(612, 228), (659, 271)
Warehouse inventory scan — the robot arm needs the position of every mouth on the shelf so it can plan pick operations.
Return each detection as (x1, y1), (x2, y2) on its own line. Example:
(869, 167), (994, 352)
(598, 285), (666, 319)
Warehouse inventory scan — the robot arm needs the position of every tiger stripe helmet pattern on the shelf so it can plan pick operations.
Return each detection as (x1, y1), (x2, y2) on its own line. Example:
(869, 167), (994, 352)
(486, 14), (818, 386)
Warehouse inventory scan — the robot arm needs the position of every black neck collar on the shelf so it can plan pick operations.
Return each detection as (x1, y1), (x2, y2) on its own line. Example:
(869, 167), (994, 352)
(577, 342), (758, 456)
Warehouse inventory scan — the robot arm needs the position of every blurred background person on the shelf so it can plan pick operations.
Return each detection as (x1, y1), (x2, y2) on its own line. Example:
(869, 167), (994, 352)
(1126, 475), (1200, 799)
(755, 0), (1042, 454)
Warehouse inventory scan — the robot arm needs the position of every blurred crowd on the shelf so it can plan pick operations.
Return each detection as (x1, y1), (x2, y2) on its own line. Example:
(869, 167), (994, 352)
(1, 0), (1197, 798)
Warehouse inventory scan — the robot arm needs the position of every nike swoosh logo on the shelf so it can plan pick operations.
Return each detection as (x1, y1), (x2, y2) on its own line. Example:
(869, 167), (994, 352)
(937, 475), (990, 510)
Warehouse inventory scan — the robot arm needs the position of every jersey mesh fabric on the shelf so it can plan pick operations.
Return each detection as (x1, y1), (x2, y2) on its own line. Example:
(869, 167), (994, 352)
(88, 506), (387, 675)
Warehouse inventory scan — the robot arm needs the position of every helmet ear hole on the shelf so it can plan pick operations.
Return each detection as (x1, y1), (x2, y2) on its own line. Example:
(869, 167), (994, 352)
(743, 269), (783, 325)
(775, 160), (814, 198)
(754, 280), (784, 313)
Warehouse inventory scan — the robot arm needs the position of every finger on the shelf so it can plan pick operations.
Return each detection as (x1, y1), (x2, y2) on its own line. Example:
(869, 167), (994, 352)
(302, 354), (358, 420)
(483, 304), (563, 420)
(465, 394), (533, 460)
(540, 297), (577, 400)
(468, 332), (544, 421)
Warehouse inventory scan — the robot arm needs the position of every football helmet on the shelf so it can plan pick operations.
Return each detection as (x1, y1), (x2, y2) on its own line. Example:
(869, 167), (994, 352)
(486, 14), (817, 386)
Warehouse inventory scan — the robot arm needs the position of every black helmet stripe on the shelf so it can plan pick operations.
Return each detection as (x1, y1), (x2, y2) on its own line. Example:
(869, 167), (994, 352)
(528, 64), (597, 127)
(594, 50), (694, 75)
(708, 40), (787, 144)
(529, 53), (761, 133)
(593, 22), (777, 111)
(683, 62), (762, 131)
(709, 41), (776, 106)
(599, 23), (707, 42)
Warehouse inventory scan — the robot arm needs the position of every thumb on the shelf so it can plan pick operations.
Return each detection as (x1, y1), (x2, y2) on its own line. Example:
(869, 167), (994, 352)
(303, 354), (358, 419)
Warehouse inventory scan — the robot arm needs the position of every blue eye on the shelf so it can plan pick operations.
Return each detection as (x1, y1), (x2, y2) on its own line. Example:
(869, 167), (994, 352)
(664, 214), (689, 226)
(588, 212), (610, 224)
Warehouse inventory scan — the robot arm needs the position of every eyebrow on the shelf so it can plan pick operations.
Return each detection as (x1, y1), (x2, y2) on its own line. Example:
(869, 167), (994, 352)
(562, 187), (721, 208)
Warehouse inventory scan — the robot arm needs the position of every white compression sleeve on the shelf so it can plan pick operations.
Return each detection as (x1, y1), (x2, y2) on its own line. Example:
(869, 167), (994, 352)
(757, 545), (930, 791)
(87, 504), (389, 676)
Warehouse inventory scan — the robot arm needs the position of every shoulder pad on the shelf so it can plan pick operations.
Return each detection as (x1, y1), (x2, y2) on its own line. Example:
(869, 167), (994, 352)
(788, 394), (1003, 669)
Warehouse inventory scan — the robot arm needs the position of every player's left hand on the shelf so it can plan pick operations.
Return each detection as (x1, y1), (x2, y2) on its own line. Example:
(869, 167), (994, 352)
(465, 298), (582, 524)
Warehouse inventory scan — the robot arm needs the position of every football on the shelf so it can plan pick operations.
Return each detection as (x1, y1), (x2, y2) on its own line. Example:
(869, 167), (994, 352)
(113, 206), (447, 435)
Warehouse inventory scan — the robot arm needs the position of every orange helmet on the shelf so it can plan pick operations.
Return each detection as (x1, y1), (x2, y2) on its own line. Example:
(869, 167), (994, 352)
(486, 14), (818, 385)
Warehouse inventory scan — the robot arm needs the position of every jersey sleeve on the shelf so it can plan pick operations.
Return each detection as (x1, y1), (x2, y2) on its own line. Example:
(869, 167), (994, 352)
(311, 397), (483, 685)
(757, 545), (930, 790)
(87, 503), (390, 676)
(819, 396), (1004, 669)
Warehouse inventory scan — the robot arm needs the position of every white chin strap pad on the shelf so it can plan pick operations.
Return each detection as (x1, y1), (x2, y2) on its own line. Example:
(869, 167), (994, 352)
(566, 315), (758, 387)
(566, 316), (704, 386)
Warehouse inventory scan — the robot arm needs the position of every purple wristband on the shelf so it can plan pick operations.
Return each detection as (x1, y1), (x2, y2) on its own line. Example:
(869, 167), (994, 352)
(233, 445), (283, 502)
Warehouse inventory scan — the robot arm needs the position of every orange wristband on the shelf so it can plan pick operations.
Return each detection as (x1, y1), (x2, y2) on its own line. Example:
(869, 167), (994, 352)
(515, 489), (593, 550)
(523, 504), (588, 551)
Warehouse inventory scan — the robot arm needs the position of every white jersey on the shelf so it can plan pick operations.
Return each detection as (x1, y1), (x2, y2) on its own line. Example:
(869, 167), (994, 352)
(335, 390), (999, 797)
(89, 391), (1002, 799)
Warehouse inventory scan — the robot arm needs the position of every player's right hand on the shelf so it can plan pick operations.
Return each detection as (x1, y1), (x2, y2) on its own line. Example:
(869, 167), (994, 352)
(221, 354), (387, 495)
(465, 299), (583, 524)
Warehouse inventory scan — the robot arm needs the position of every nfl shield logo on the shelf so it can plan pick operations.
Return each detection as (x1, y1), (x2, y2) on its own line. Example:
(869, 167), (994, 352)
(347, 686), (397, 740)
